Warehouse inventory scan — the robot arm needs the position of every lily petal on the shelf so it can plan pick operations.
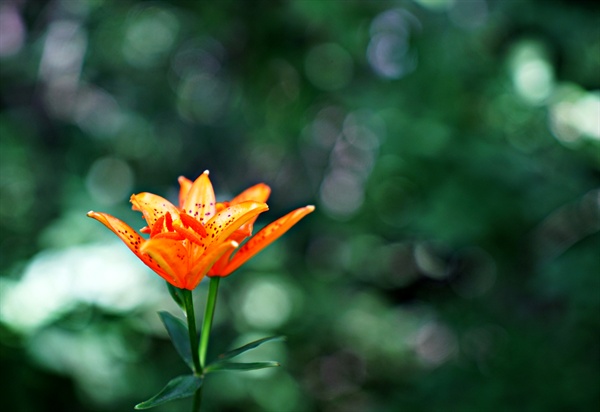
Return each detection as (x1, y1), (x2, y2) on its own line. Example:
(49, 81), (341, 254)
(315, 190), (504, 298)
(186, 240), (239, 288)
(87, 211), (174, 283)
(231, 183), (271, 204)
(231, 183), (272, 235)
(182, 170), (216, 224)
(140, 238), (189, 289)
(205, 201), (269, 248)
(222, 205), (315, 275)
(130, 193), (179, 228)
(178, 176), (193, 209)
(208, 229), (250, 276)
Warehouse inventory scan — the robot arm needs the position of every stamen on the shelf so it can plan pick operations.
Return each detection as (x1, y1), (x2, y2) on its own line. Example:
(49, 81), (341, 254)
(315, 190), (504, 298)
(173, 224), (205, 246)
(150, 215), (165, 237)
(164, 212), (174, 232)
(180, 212), (208, 238)
(154, 232), (185, 241)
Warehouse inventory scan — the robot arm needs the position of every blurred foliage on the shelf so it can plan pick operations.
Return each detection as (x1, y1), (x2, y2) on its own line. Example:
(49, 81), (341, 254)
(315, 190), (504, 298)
(1, 0), (599, 411)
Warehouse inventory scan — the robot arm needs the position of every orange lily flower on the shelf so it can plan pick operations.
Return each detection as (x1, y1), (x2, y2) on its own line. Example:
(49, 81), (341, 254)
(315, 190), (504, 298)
(87, 171), (269, 290)
(178, 177), (315, 277)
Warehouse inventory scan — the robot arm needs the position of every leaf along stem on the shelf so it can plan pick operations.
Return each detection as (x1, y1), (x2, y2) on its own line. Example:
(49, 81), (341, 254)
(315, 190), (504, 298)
(199, 276), (221, 369)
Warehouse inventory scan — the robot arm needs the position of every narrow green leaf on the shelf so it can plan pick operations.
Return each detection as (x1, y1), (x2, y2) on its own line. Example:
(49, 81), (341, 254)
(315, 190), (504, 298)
(205, 361), (280, 373)
(167, 282), (185, 310)
(159, 311), (193, 371)
(217, 336), (285, 361)
(134, 374), (203, 410)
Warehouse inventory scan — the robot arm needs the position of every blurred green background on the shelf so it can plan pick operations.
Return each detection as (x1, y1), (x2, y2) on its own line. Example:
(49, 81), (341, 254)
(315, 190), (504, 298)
(1, 0), (599, 411)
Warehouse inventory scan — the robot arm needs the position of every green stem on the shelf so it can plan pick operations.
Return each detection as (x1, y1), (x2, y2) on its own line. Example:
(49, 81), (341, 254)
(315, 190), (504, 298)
(182, 289), (203, 412)
(181, 289), (201, 374)
(191, 277), (220, 411)
(192, 388), (202, 412)
(199, 276), (221, 369)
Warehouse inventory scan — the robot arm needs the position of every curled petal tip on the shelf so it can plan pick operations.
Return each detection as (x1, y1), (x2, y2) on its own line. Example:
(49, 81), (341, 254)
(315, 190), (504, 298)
(203, 170), (210, 175)
(87, 210), (95, 217)
(306, 205), (315, 211)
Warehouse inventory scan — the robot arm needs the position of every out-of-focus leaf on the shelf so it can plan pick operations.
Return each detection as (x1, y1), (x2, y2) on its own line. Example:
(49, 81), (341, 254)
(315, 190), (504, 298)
(134, 374), (202, 410)
(159, 311), (193, 371)
(167, 282), (185, 310)
(205, 361), (280, 373)
(217, 335), (285, 361)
